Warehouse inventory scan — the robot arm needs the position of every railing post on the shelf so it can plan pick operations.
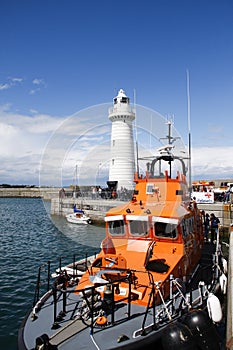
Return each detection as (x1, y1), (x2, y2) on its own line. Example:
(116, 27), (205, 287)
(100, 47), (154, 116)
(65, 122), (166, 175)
(62, 283), (67, 314)
(52, 282), (59, 329)
(141, 272), (154, 333)
(127, 273), (131, 319)
(73, 254), (76, 278)
(59, 256), (62, 272)
(47, 261), (50, 291)
(33, 266), (41, 306)
(85, 253), (88, 270)
(169, 274), (173, 316)
(111, 284), (115, 324)
(90, 287), (94, 335)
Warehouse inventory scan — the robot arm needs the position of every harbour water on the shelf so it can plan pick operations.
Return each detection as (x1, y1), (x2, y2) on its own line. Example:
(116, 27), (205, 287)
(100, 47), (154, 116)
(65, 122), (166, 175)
(0, 197), (105, 350)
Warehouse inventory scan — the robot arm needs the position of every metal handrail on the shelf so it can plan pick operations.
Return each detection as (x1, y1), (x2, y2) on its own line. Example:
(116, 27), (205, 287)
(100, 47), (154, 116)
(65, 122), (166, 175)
(50, 267), (161, 334)
(32, 253), (94, 306)
(34, 259), (213, 335)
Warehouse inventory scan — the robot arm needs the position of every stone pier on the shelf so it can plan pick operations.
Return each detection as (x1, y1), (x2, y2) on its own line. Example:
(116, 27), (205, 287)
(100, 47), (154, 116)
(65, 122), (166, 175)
(51, 196), (233, 227)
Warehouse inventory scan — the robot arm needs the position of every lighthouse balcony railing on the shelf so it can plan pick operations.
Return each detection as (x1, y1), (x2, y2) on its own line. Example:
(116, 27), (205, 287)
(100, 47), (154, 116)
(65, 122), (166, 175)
(108, 106), (135, 114)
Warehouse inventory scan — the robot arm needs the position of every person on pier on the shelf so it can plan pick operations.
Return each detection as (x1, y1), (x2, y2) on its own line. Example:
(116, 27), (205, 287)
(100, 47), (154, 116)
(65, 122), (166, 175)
(210, 213), (220, 243)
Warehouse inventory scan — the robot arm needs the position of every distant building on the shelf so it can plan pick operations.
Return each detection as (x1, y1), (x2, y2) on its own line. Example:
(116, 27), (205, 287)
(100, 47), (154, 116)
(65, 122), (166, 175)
(108, 89), (135, 190)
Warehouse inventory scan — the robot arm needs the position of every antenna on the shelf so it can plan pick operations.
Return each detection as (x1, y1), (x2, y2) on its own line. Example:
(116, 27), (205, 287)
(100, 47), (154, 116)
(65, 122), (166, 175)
(134, 89), (139, 176)
(160, 118), (180, 145)
(150, 114), (152, 150)
(186, 69), (192, 192)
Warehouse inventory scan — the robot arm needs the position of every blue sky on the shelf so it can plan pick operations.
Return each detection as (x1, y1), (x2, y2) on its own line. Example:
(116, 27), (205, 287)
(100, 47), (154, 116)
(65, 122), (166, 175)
(0, 0), (232, 186)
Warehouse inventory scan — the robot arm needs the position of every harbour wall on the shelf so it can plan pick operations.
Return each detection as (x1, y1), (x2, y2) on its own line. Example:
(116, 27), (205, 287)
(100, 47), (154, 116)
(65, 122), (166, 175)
(0, 187), (59, 200)
(0, 187), (232, 226)
(51, 196), (233, 227)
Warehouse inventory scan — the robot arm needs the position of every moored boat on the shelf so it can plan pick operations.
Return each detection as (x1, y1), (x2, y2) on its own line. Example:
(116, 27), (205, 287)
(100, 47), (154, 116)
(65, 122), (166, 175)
(18, 122), (227, 350)
(66, 209), (91, 224)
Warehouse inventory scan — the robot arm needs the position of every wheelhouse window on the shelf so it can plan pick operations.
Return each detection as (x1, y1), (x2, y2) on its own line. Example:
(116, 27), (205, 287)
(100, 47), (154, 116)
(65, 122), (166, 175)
(129, 220), (148, 236)
(126, 215), (149, 237)
(146, 184), (159, 195)
(146, 184), (154, 194)
(181, 217), (194, 238)
(181, 220), (187, 238)
(105, 216), (125, 236)
(153, 217), (178, 239)
(108, 220), (125, 236)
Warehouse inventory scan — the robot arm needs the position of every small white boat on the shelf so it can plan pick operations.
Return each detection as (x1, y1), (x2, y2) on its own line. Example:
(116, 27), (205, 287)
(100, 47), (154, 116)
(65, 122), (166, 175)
(66, 209), (91, 224)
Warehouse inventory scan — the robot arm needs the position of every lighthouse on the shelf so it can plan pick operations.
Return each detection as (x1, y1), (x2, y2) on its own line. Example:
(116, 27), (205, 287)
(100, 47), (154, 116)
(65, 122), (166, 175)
(108, 89), (135, 190)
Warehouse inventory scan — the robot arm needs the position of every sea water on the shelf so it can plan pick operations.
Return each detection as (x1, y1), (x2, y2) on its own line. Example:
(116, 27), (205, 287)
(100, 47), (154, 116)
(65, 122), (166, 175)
(0, 197), (105, 350)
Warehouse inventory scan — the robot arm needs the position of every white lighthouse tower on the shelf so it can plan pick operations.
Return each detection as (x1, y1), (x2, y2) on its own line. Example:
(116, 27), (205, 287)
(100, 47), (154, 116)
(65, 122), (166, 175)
(108, 89), (135, 190)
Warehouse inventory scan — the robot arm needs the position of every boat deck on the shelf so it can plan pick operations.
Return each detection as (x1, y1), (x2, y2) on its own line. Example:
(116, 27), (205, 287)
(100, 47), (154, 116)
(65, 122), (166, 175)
(19, 241), (222, 350)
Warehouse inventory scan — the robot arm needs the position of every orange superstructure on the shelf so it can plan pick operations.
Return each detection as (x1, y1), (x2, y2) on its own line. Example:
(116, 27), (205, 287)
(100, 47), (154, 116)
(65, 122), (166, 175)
(77, 124), (203, 307)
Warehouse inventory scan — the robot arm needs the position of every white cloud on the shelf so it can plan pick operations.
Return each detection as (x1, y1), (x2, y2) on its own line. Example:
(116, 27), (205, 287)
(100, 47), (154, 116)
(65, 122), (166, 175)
(0, 77), (23, 91)
(192, 147), (233, 180)
(30, 78), (46, 94)
(0, 103), (232, 186)
(0, 83), (11, 90)
(0, 76), (46, 95)
(10, 77), (23, 83)
(32, 78), (44, 85)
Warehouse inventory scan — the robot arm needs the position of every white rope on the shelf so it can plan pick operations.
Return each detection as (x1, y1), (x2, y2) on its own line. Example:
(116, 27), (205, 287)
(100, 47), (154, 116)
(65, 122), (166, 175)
(156, 283), (172, 321)
(173, 279), (191, 308)
(90, 333), (101, 350)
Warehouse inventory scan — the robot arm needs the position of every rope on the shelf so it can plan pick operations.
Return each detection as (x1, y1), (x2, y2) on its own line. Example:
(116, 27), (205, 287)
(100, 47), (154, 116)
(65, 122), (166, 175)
(90, 334), (101, 350)
(173, 279), (191, 308)
(156, 283), (172, 321)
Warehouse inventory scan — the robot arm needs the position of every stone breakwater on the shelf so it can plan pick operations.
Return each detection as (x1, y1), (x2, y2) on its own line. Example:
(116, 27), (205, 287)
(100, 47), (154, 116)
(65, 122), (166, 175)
(0, 187), (59, 200)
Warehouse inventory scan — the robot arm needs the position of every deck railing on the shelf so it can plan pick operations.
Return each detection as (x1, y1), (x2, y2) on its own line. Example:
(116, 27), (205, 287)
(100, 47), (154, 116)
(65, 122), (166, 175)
(31, 246), (224, 339)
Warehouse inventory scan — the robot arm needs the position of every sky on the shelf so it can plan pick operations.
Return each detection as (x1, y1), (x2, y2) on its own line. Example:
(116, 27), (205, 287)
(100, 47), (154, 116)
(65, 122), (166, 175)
(0, 0), (232, 187)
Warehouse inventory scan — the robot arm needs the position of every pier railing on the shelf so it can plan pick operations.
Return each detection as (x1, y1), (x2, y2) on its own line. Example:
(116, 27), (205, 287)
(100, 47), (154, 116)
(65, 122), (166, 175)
(52, 190), (233, 227)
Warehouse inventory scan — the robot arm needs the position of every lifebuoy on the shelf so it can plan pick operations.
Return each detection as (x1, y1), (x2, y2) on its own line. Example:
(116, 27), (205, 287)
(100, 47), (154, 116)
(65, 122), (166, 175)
(96, 315), (107, 326)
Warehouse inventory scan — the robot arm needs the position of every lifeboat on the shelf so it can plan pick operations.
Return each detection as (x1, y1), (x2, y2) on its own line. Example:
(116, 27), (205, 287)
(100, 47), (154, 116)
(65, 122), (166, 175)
(18, 122), (226, 350)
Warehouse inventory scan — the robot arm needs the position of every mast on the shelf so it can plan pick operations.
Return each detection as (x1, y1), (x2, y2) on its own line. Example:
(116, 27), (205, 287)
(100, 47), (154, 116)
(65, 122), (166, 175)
(160, 120), (179, 178)
(134, 89), (139, 176)
(186, 70), (192, 192)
